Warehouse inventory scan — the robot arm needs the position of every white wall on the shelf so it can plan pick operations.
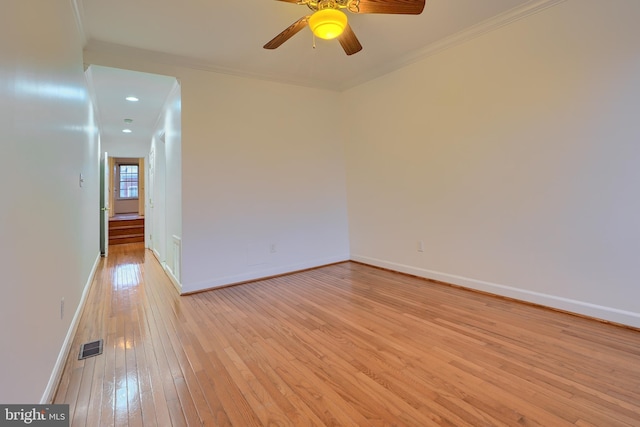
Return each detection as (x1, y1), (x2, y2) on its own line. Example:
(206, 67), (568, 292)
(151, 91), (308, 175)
(148, 80), (182, 280)
(0, 0), (100, 402)
(162, 82), (182, 286)
(344, 0), (640, 327)
(82, 50), (351, 294)
(101, 137), (150, 158)
(149, 134), (167, 262)
(179, 70), (350, 292)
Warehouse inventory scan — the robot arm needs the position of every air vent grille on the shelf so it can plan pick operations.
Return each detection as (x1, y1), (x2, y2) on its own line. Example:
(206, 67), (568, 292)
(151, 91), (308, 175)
(78, 339), (103, 360)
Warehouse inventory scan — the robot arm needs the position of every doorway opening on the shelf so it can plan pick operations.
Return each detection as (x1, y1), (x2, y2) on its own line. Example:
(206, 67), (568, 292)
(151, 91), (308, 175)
(109, 157), (145, 245)
(88, 64), (182, 285)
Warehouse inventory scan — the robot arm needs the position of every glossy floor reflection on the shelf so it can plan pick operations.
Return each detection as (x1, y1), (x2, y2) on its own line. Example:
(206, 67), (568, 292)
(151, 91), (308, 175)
(112, 263), (141, 289)
(54, 243), (161, 426)
(54, 242), (640, 426)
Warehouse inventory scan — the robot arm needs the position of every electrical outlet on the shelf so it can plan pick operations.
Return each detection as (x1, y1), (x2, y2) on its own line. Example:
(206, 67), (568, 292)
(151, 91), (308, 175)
(417, 241), (425, 252)
(60, 298), (65, 319)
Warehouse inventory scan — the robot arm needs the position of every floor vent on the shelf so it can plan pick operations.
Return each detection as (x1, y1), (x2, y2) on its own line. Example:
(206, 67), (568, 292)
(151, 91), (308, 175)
(78, 339), (103, 360)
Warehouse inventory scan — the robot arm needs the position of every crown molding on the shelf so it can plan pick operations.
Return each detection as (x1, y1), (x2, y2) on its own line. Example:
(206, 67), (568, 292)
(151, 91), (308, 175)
(70, 0), (87, 46)
(340, 0), (567, 90)
(83, 40), (342, 92)
(82, 0), (566, 92)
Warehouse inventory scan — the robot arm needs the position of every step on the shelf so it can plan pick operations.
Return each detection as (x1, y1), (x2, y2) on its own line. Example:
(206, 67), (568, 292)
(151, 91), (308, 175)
(109, 218), (144, 229)
(109, 233), (145, 245)
(108, 216), (144, 245)
(110, 227), (144, 237)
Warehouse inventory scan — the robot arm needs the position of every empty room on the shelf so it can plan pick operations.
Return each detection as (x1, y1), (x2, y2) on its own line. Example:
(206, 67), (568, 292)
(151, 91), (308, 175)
(2, 0), (639, 425)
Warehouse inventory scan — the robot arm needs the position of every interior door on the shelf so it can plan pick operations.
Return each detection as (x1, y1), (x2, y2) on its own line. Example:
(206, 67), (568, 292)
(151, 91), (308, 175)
(100, 151), (110, 256)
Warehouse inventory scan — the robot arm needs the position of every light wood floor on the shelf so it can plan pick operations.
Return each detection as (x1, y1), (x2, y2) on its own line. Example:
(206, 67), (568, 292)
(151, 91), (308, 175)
(54, 243), (640, 426)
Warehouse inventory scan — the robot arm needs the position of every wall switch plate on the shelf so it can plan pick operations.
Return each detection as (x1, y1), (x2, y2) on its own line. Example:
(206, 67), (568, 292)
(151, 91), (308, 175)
(79, 173), (84, 187)
(417, 241), (425, 252)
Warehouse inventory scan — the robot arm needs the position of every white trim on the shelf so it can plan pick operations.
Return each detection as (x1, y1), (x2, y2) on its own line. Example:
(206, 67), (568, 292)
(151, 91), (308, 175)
(151, 249), (181, 293)
(82, 40), (333, 90)
(41, 252), (101, 404)
(182, 254), (350, 294)
(351, 254), (640, 329)
(341, 0), (567, 89)
(164, 264), (183, 294)
(171, 235), (182, 287)
(70, 0), (87, 45)
(81, 0), (565, 92)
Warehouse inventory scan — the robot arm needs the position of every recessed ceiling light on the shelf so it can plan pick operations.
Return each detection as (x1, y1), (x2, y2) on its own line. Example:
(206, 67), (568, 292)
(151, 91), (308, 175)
(122, 129), (132, 133)
(125, 96), (139, 102)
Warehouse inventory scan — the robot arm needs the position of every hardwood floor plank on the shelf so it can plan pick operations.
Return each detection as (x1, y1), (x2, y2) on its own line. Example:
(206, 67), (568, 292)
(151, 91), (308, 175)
(53, 244), (640, 426)
(232, 286), (428, 425)
(99, 317), (117, 426)
(70, 356), (96, 427)
(85, 333), (107, 427)
(133, 309), (160, 427)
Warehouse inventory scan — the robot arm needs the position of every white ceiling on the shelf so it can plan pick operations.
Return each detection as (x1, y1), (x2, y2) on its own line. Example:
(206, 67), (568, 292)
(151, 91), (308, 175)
(86, 65), (177, 156)
(79, 0), (555, 154)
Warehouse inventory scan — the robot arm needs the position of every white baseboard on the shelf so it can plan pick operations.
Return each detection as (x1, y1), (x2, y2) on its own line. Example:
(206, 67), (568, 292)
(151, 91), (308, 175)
(182, 254), (350, 294)
(150, 245), (182, 293)
(41, 252), (102, 404)
(352, 254), (640, 329)
(164, 264), (182, 294)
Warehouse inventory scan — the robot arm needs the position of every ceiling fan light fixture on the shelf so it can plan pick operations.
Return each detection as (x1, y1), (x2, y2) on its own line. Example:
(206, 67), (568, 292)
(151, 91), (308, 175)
(309, 9), (347, 40)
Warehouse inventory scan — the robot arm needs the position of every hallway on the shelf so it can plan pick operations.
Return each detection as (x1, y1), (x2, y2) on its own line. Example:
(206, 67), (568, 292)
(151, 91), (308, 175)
(54, 243), (177, 425)
(53, 244), (640, 426)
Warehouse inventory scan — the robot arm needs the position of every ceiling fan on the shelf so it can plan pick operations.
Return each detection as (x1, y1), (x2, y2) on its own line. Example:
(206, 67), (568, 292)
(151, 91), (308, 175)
(264, 0), (426, 56)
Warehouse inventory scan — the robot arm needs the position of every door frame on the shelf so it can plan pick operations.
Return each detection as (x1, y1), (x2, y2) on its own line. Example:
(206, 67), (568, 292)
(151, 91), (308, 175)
(100, 151), (110, 256)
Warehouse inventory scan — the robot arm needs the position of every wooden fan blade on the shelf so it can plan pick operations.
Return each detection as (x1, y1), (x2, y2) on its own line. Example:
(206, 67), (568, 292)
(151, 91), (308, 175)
(338, 24), (363, 56)
(351, 0), (425, 14)
(263, 16), (309, 50)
